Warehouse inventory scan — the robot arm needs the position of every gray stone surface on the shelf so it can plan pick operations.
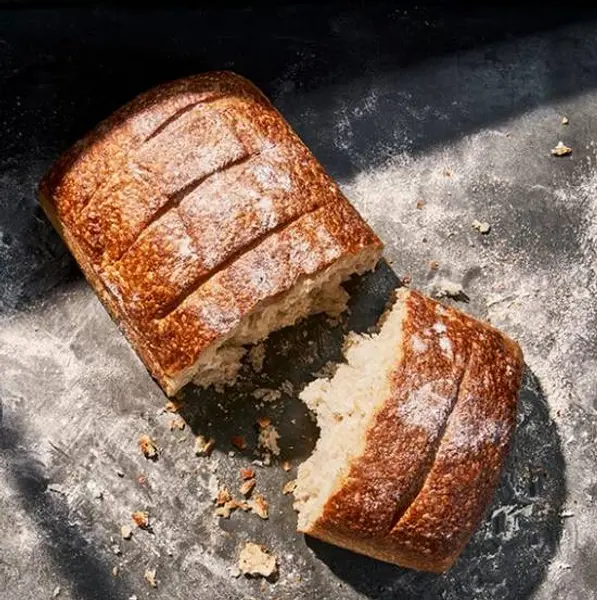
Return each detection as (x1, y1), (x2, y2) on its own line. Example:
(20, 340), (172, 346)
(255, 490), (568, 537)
(0, 5), (595, 600)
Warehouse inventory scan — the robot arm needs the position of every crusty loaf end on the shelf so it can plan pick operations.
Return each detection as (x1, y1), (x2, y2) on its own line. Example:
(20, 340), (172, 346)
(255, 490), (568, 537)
(294, 288), (523, 572)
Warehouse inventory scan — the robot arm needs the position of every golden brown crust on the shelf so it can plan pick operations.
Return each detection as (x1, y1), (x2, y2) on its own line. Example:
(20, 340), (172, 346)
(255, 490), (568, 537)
(39, 71), (383, 394)
(302, 289), (523, 572)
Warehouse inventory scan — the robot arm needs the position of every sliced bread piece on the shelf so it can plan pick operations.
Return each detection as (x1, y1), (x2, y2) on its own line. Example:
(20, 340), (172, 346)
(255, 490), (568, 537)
(294, 288), (523, 572)
(39, 72), (383, 396)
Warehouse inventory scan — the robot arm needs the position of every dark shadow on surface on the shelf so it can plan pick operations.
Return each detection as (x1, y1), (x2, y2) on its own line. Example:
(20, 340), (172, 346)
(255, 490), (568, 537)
(178, 261), (401, 461)
(306, 367), (566, 600)
(0, 415), (136, 600)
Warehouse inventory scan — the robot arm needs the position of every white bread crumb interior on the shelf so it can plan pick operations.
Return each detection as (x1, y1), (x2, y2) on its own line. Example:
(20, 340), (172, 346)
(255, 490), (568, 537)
(293, 290), (407, 530)
(165, 249), (380, 393)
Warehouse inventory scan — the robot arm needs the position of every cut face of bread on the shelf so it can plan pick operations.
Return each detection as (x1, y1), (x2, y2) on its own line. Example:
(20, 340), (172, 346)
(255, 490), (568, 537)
(39, 72), (383, 396)
(294, 288), (523, 572)
(185, 248), (379, 391)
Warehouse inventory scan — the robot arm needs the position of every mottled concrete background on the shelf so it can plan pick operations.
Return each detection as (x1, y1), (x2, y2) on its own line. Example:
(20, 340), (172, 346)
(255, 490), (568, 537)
(1, 5), (596, 599)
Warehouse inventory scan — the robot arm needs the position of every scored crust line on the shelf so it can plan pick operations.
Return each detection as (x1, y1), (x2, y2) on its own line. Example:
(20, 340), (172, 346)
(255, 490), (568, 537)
(154, 200), (333, 321)
(107, 151), (259, 268)
(386, 342), (475, 532)
(143, 94), (229, 143)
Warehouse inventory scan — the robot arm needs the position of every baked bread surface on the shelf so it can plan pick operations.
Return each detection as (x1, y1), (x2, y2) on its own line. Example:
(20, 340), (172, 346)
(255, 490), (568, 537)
(297, 289), (524, 572)
(39, 72), (382, 394)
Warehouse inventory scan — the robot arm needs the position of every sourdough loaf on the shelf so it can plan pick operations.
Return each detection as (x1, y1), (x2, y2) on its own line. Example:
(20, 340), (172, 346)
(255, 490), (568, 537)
(294, 288), (524, 572)
(39, 72), (383, 395)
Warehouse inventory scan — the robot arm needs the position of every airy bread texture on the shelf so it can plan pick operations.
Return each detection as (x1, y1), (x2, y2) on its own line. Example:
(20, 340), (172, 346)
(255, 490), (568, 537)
(294, 288), (524, 572)
(39, 72), (382, 395)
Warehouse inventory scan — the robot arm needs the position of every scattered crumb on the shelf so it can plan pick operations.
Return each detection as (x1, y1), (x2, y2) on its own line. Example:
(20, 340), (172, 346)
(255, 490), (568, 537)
(228, 450), (236, 457)
(52, 586), (61, 598)
(111, 544), (122, 555)
(138, 435), (158, 460)
(112, 565), (119, 576)
(144, 568), (157, 588)
(280, 380), (294, 395)
(442, 167), (452, 177)
(165, 400), (180, 413)
(231, 436), (247, 450)
(215, 499), (250, 518)
(240, 467), (256, 480)
(129, 596), (138, 600)
(216, 487), (232, 506)
(257, 416), (271, 429)
(132, 511), (150, 529)
(121, 525), (133, 540)
(252, 388), (282, 403)
(195, 435), (216, 456)
(471, 219), (491, 234)
(560, 510), (575, 518)
(248, 343), (266, 373)
(429, 260), (440, 271)
(551, 141), (572, 156)
(238, 542), (277, 578)
(431, 279), (465, 300)
(281, 461), (291, 472)
(251, 459), (265, 468)
(402, 274), (412, 285)
(282, 480), (297, 495)
(262, 453), (272, 466)
(248, 495), (269, 519)
(415, 199), (424, 209)
(240, 479), (256, 497)
(562, 116), (569, 125)
(136, 474), (147, 486)
(168, 417), (185, 431)
(229, 565), (242, 578)
(116, 469), (124, 478)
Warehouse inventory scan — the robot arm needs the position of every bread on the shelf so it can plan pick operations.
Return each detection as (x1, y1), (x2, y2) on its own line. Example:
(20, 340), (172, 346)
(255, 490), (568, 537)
(293, 288), (524, 572)
(39, 72), (383, 395)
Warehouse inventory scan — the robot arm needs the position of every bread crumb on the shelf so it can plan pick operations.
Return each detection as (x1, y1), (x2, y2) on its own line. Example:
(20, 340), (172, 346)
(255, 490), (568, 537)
(443, 167), (452, 177)
(282, 480), (297, 495)
(431, 279), (465, 300)
(562, 116), (569, 125)
(429, 260), (440, 271)
(138, 435), (158, 460)
(165, 400), (181, 413)
(248, 343), (266, 373)
(112, 565), (119, 576)
(168, 417), (185, 431)
(262, 453), (272, 466)
(471, 219), (491, 234)
(121, 525), (133, 540)
(240, 467), (256, 480)
(111, 544), (122, 555)
(280, 380), (294, 395)
(252, 388), (282, 403)
(231, 435), (247, 450)
(416, 199), (424, 209)
(52, 586), (61, 597)
(131, 511), (150, 529)
(238, 542), (277, 578)
(402, 274), (412, 285)
(215, 499), (250, 518)
(281, 461), (291, 472)
(144, 568), (157, 588)
(240, 479), (256, 497)
(195, 435), (216, 456)
(551, 141), (572, 156)
(257, 416), (271, 429)
(116, 469), (124, 478)
(215, 487), (232, 506)
(248, 495), (269, 519)
(136, 474), (147, 486)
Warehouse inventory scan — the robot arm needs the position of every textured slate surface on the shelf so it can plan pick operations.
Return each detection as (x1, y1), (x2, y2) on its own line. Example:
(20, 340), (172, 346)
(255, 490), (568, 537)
(1, 5), (596, 600)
